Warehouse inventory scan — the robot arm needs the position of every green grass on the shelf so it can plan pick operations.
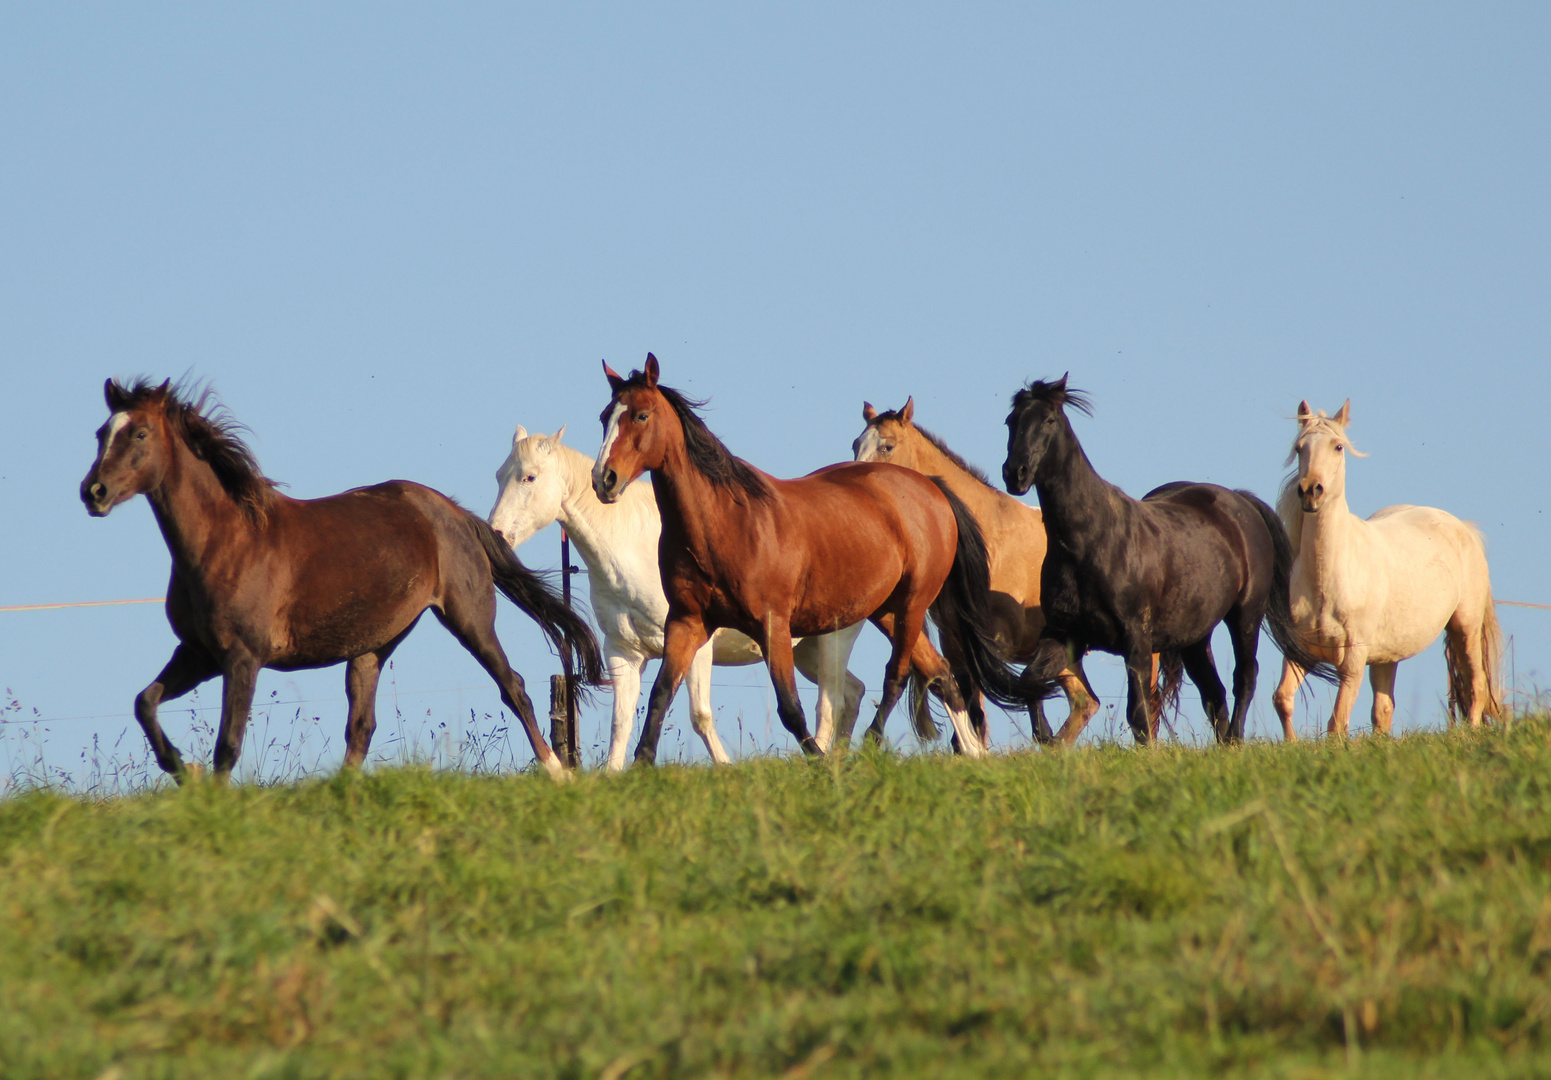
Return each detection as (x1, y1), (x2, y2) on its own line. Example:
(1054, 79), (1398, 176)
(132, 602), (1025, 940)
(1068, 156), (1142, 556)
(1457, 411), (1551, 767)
(4, 724), (1551, 1079)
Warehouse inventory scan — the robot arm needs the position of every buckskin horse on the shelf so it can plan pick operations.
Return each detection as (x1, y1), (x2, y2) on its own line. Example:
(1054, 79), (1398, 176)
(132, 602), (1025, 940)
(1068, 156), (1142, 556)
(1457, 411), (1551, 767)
(1001, 376), (1331, 744)
(80, 379), (603, 782)
(590, 354), (1022, 764)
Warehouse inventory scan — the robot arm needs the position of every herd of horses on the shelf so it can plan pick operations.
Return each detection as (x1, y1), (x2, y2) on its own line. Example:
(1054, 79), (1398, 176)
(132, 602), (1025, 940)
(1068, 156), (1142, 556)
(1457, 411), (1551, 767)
(80, 357), (1504, 782)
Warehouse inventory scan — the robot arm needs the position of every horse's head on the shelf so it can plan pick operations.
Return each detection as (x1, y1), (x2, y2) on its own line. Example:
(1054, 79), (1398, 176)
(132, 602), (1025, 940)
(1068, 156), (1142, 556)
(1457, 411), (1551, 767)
(81, 379), (176, 516)
(490, 424), (569, 548)
(1289, 399), (1363, 513)
(852, 396), (916, 463)
(593, 353), (673, 504)
(1002, 374), (1091, 495)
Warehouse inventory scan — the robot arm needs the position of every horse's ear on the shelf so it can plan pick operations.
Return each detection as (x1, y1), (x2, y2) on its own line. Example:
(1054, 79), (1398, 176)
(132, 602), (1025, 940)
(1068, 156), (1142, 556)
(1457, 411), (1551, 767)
(512, 424), (528, 447)
(1334, 399), (1351, 427)
(603, 360), (626, 393)
(104, 379), (129, 411)
(154, 379), (171, 399)
(900, 396), (914, 424)
(644, 353), (660, 387)
(862, 401), (877, 422)
(1297, 400), (1313, 424)
(553, 424), (566, 444)
(1054, 372), (1069, 396)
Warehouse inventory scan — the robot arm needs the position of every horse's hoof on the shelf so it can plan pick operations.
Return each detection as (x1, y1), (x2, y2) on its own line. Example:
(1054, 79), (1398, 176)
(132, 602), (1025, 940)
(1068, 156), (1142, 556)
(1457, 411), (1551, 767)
(174, 762), (205, 786)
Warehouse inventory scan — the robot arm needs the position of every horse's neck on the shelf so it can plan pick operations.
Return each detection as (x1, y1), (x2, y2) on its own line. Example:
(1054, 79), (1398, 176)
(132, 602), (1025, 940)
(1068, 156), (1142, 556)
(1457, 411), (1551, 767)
(904, 434), (1007, 521)
(549, 443), (662, 593)
(1297, 488), (1359, 586)
(1033, 430), (1121, 555)
(648, 446), (743, 572)
(148, 438), (255, 571)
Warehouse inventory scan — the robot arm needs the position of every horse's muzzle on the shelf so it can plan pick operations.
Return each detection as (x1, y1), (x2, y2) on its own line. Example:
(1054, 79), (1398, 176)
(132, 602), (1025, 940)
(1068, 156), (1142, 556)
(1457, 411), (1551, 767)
(1298, 480), (1324, 513)
(81, 478), (113, 517)
(1003, 463), (1032, 496)
(592, 467), (621, 504)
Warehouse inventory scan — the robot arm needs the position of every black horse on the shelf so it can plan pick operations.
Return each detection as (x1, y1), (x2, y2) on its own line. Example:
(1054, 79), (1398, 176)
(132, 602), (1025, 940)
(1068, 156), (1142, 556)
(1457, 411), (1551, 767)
(1000, 376), (1330, 743)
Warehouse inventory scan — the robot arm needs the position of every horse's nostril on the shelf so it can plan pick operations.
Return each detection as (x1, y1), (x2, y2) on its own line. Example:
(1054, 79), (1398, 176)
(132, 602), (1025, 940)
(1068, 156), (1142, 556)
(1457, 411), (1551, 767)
(90, 483), (107, 500)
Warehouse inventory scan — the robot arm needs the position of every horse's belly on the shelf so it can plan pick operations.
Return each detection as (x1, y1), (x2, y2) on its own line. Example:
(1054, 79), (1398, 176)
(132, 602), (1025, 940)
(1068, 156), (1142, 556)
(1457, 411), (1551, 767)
(709, 628), (764, 666)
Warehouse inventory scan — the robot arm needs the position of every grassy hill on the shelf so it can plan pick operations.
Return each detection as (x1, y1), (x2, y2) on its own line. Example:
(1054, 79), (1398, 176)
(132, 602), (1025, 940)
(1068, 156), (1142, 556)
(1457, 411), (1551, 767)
(4, 722), (1551, 1078)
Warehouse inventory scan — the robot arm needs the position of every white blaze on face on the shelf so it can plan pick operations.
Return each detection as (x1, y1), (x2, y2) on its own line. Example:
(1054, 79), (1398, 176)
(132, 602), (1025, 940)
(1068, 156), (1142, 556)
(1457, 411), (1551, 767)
(853, 426), (882, 462)
(593, 402), (626, 490)
(104, 411), (131, 452)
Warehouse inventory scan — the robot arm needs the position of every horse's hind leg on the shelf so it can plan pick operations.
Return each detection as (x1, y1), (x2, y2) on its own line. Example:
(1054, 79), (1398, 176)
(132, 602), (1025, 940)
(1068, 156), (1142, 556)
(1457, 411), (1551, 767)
(1369, 661), (1397, 736)
(136, 644), (219, 779)
(605, 649), (648, 772)
(1445, 612), (1490, 727)
(1054, 658), (1098, 745)
(435, 596), (561, 777)
(1179, 640), (1232, 743)
(1225, 611), (1262, 743)
(794, 621), (864, 752)
(686, 638), (733, 764)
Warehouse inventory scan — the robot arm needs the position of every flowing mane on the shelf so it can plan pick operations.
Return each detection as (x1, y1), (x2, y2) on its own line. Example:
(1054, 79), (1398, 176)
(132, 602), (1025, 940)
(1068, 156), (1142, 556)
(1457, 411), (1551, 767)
(111, 378), (279, 522)
(872, 407), (998, 492)
(607, 369), (772, 503)
(1010, 377), (1094, 418)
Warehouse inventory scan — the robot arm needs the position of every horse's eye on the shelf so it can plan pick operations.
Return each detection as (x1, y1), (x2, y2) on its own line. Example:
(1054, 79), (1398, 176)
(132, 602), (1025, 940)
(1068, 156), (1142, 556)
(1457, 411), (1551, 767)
(134, 429), (148, 441)
(525, 474), (536, 483)
(634, 411), (648, 422)
(1335, 444), (1344, 452)
(1044, 415), (1056, 426)
(881, 444), (893, 453)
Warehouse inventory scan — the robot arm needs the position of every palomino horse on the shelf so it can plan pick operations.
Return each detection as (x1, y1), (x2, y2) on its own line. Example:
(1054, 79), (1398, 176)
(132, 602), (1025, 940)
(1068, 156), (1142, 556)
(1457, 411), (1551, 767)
(854, 397), (1101, 745)
(1002, 377), (1331, 744)
(80, 379), (603, 781)
(591, 355), (1021, 763)
(1271, 401), (1503, 737)
(489, 424), (871, 768)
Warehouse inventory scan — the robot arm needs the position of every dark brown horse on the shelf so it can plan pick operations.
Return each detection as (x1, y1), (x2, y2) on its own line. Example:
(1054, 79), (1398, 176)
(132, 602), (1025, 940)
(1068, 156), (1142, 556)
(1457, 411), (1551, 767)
(80, 379), (603, 781)
(590, 354), (1021, 764)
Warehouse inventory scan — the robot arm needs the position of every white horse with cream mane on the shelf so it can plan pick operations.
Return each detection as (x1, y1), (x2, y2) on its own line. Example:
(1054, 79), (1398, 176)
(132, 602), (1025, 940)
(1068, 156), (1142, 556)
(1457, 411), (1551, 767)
(1272, 400), (1503, 738)
(489, 425), (867, 769)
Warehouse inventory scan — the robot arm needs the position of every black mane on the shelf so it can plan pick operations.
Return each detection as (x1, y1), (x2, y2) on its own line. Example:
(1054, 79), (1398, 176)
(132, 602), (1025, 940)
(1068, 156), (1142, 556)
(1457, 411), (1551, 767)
(610, 369), (772, 503)
(1011, 378), (1094, 418)
(111, 378), (279, 521)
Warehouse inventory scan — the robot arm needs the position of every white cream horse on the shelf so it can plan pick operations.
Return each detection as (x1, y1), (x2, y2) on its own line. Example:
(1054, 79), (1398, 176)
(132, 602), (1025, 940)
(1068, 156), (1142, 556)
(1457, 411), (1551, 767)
(1271, 400), (1503, 738)
(489, 425), (867, 769)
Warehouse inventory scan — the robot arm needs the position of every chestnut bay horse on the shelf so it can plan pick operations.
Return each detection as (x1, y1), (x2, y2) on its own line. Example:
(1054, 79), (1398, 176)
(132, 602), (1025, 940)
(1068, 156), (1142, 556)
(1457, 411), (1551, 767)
(80, 379), (604, 782)
(591, 355), (1023, 764)
(1001, 377), (1332, 744)
(489, 424), (869, 769)
(854, 396), (1102, 746)
(1271, 400), (1502, 738)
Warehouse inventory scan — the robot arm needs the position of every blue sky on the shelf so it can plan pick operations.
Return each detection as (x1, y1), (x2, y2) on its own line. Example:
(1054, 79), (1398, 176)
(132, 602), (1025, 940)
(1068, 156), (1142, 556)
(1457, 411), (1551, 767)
(3, 4), (1549, 784)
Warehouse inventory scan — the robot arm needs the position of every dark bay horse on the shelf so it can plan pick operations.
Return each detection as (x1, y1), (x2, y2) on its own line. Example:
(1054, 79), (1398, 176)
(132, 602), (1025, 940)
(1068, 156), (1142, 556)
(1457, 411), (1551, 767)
(1001, 377), (1331, 744)
(81, 379), (603, 781)
(590, 354), (1021, 764)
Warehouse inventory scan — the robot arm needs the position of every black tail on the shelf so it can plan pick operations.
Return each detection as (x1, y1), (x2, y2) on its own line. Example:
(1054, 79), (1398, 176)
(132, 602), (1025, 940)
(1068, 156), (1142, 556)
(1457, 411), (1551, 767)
(926, 478), (1029, 710)
(467, 513), (606, 686)
(1240, 491), (1336, 684)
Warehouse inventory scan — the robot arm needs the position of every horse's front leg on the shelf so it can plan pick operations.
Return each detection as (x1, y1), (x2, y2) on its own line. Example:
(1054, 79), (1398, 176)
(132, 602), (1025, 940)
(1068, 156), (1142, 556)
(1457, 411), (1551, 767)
(1272, 659), (1306, 742)
(213, 651), (262, 781)
(1053, 653), (1099, 746)
(136, 644), (219, 780)
(634, 615), (708, 766)
(1328, 646), (1370, 738)
(763, 615), (822, 756)
(1123, 648), (1156, 745)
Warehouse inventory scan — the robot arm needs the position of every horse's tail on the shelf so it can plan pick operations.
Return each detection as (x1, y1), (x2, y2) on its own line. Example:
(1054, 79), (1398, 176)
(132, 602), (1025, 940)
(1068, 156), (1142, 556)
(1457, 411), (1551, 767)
(905, 670), (944, 741)
(1153, 652), (1185, 732)
(466, 512), (606, 687)
(926, 477), (1028, 710)
(1239, 490), (1336, 684)
(1447, 575), (1506, 723)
